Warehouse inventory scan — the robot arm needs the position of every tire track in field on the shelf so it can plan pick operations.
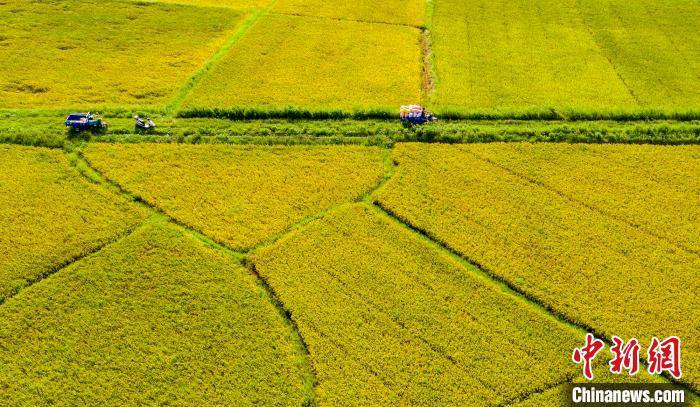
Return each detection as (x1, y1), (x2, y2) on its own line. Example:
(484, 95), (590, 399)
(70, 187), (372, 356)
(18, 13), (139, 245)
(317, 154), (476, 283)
(465, 148), (700, 257)
(67, 146), (319, 404)
(165, 0), (279, 115)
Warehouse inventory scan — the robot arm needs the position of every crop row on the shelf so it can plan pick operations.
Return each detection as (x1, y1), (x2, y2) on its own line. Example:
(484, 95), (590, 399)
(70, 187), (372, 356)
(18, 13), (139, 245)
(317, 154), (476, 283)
(376, 143), (700, 390)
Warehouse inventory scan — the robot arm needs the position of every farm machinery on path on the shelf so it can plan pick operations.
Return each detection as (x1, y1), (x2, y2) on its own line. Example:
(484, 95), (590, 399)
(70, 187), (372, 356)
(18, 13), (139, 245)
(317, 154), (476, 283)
(64, 112), (106, 132)
(400, 105), (437, 126)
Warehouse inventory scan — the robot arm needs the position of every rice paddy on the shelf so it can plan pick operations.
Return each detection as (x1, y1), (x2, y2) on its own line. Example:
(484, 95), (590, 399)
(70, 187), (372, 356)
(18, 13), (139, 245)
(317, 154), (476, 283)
(0, 144), (147, 303)
(0, 0), (244, 108)
(0, 219), (312, 404)
(375, 142), (700, 390)
(82, 143), (386, 250)
(181, 13), (422, 111)
(1, 0), (699, 403)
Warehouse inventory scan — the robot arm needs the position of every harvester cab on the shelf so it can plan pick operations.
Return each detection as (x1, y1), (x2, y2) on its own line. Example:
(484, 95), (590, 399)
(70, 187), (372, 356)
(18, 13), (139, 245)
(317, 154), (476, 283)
(400, 105), (437, 126)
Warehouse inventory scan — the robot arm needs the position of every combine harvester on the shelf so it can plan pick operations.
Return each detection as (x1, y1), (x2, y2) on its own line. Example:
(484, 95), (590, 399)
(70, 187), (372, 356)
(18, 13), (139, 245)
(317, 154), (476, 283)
(400, 105), (437, 126)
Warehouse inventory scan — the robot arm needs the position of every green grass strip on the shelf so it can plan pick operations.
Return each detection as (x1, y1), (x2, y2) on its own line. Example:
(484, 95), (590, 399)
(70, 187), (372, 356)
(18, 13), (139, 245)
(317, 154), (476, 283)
(164, 1), (278, 115)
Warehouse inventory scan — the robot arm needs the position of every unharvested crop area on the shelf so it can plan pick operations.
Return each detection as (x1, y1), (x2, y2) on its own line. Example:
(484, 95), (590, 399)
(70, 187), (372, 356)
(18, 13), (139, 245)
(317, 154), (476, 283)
(376, 143), (700, 389)
(182, 13), (422, 111)
(0, 0), (243, 108)
(82, 143), (386, 250)
(254, 204), (583, 405)
(1, 0), (699, 403)
(0, 145), (146, 303)
(0, 219), (312, 404)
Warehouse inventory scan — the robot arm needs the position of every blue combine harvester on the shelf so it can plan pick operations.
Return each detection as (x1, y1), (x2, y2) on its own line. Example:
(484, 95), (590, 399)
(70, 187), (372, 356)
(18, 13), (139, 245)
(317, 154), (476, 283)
(65, 112), (106, 131)
(400, 105), (437, 126)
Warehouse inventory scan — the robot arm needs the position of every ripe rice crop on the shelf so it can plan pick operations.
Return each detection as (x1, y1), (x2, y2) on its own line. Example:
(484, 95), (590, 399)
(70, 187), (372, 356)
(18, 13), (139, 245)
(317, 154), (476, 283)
(430, 0), (635, 111)
(0, 0), (244, 108)
(579, 0), (700, 108)
(273, 0), (424, 26)
(0, 145), (147, 302)
(253, 204), (584, 405)
(182, 13), (422, 111)
(466, 143), (700, 254)
(376, 143), (700, 389)
(0, 219), (311, 404)
(429, 0), (700, 112)
(82, 143), (386, 250)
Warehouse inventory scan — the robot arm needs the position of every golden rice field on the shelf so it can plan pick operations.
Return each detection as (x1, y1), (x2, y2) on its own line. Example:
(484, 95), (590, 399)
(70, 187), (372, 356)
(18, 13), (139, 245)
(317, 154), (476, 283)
(182, 13), (422, 110)
(0, 218), (312, 404)
(2, 0), (700, 403)
(273, 0), (425, 26)
(430, 0), (700, 111)
(253, 204), (583, 405)
(0, 0), (243, 108)
(82, 143), (386, 250)
(0, 144), (147, 303)
(466, 143), (700, 254)
(0, 140), (697, 403)
(375, 142), (700, 390)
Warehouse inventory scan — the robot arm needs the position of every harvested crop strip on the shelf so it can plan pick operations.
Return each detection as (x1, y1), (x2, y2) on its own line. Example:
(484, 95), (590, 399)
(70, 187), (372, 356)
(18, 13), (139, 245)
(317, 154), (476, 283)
(253, 204), (585, 405)
(376, 143), (700, 389)
(82, 143), (386, 250)
(467, 143), (700, 254)
(273, 0), (425, 27)
(0, 220), (311, 404)
(182, 13), (421, 111)
(0, 145), (147, 302)
(0, 0), (244, 108)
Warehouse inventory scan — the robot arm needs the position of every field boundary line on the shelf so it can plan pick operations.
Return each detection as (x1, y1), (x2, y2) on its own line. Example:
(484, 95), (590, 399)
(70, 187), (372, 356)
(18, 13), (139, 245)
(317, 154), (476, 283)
(243, 260), (318, 405)
(465, 149), (700, 257)
(0, 215), (153, 308)
(164, 0), (278, 115)
(68, 146), (318, 402)
(70, 148), (242, 252)
(270, 11), (424, 29)
(368, 200), (700, 396)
